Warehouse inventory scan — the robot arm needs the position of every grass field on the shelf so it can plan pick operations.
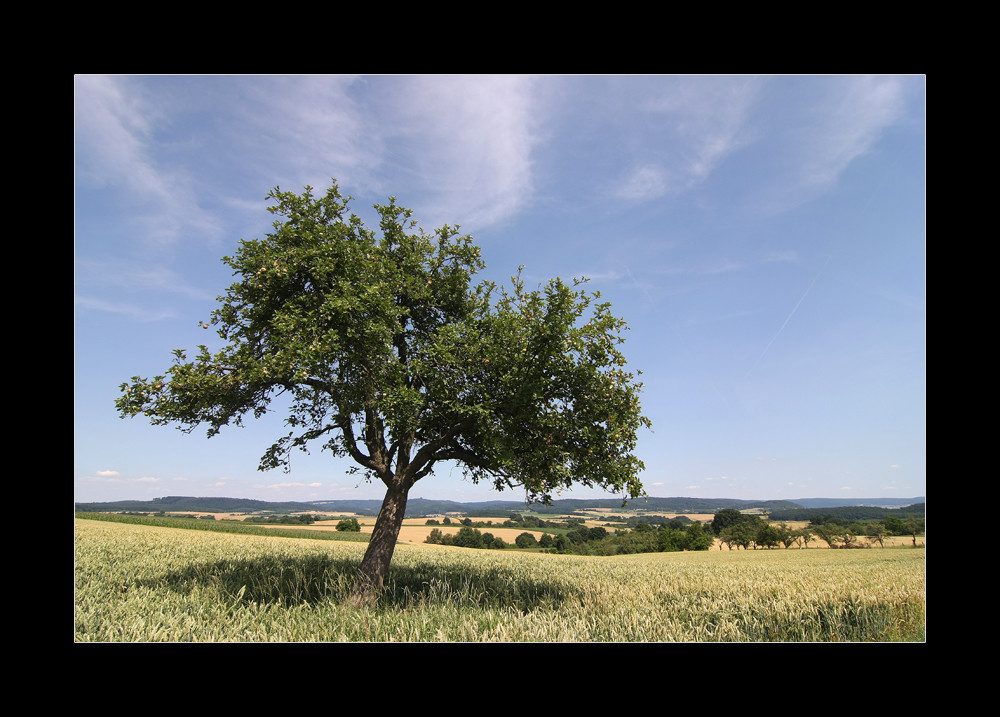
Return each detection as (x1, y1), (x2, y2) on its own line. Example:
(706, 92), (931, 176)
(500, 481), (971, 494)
(74, 517), (925, 642)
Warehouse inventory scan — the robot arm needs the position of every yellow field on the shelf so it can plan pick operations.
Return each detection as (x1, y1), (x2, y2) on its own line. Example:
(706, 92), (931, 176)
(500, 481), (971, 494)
(75, 517), (926, 642)
(164, 512), (923, 551)
(259, 518), (546, 545)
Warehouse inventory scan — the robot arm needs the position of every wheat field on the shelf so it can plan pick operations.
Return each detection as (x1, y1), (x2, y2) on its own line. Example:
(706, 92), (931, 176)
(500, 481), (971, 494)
(74, 517), (925, 642)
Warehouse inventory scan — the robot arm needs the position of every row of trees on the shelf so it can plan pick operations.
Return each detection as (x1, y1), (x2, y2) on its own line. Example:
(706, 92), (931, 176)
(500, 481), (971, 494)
(424, 513), (573, 530)
(424, 518), (713, 556)
(710, 508), (925, 549)
(561, 521), (713, 555)
(424, 525), (512, 549)
(244, 513), (317, 525)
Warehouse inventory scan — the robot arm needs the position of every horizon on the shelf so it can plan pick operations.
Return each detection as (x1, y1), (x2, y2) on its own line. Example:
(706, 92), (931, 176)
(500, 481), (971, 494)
(75, 75), (925, 505)
(74, 491), (925, 506)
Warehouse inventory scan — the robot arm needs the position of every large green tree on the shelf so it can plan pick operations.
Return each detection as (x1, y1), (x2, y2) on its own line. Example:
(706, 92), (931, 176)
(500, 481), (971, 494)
(116, 181), (652, 605)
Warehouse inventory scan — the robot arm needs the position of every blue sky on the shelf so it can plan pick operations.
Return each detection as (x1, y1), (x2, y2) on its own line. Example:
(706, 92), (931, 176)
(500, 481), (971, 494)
(74, 75), (925, 505)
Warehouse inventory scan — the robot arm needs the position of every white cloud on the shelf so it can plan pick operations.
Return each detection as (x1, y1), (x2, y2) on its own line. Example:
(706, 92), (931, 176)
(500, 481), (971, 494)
(797, 75), (906, 191)
(75, 75), (225, 248)
(187, 75), (542, 233)
(751, 75), (912, 215)
(96, 470), (119, 477)
(74, 295), (177, 322)
(379, 75), (542, 230)
(75, 75), (164, 196)
(614, 76), (761, 200)
(616, 165), (669, 201)
(236, 75), (379, 192)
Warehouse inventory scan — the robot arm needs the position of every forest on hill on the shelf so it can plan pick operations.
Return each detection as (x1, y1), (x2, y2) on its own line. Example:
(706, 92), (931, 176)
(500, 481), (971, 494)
(769, 503), (925, 522)
(73, 494), (922, 518)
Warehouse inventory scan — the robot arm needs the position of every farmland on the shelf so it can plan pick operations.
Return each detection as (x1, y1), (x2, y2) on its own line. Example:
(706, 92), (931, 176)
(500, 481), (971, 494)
(75, 516), (925, 642)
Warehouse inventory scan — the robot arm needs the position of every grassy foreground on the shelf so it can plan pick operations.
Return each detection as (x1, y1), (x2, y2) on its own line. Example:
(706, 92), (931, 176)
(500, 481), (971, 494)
(75, 517), (925, 642)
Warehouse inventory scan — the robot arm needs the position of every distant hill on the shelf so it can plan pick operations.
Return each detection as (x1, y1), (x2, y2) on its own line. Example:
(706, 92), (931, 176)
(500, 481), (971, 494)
(73, 495), (311, 514)
(791, 497), (924, 509)
(75, 494), (798, 517)
(770, 503), (925, 522)
(74, 494), (924, 518)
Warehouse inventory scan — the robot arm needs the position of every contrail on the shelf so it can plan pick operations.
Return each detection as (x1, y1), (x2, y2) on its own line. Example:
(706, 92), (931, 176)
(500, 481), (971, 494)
(622, 263), (655, 305)
(745, 254), (832, 379)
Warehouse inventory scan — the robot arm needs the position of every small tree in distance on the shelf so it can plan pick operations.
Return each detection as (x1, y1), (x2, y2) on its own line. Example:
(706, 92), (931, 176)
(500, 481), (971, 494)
(115, 180), (652, 606)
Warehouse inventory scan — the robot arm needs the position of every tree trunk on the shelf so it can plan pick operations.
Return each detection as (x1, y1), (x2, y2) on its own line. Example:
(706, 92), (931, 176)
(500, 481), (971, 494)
(349, 478), (410, 607)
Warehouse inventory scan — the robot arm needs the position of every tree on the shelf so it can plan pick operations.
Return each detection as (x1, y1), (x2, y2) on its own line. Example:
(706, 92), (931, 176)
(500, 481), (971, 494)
(812, 523), (843, 548)
(755, 522), (781, 549)
(711, 508), (745, 535)
(336, 517), (361, 532)
(720, 522), (754, 550)
(903, 518), (924, 547)
(452, 526), (485, 549)
(515, 532), (539, 548)
(774, 523), (797, 549)
(798, 528), (814, 549)
(115, 181), (652, 606)
(425, 528), (444, 544)
(683, 522), (713, 551)
(588, 526), (608, 542)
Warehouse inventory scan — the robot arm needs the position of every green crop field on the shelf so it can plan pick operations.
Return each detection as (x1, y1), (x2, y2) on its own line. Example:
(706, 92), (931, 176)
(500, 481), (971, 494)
(74, 517), (925, 642)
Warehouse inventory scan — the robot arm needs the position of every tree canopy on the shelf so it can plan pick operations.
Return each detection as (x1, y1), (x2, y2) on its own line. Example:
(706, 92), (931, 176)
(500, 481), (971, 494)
(116, 180), (652, 603)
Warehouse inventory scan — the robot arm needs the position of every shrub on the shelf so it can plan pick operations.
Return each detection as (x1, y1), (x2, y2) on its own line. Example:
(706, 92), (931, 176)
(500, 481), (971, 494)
(425, 528), (444, 544)
(515, 532), (539, 548)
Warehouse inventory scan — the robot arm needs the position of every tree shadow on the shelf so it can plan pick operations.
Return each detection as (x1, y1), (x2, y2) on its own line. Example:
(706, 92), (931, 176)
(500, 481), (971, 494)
(146, 552), (577, 613)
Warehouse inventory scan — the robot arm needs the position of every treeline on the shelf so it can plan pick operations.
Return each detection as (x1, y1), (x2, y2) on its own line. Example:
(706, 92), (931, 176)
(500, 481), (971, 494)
(244, 514), (317, 525)
(424, 516), (714, 556)
(424, 513), (575, 530)
(768, 503), (925, 522)
(711, 508), (925, 550)
(556, 521), (713, 555)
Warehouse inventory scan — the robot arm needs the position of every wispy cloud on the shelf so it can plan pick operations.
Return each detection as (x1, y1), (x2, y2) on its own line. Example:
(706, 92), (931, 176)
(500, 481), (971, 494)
(74, 75), (224, 248)
(376, 75), (542, 230)
(614, 76), (762, 200)
(750, 75), (912, 215)
(76, 258), (214, 298)
(88, 471), (160, 485)
(798, 75), (907, 190)
(74, 258), (215, 320)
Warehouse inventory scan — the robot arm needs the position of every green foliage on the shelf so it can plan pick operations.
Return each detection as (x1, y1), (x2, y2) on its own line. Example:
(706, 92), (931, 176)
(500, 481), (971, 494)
(450, 526), (486, 549)
(515, 532), (539, 548)
(336, 518), (361, 532)
(546, 519), (714, 555)
(770, 503), (925, 523)
(711, 508), (748, 535)
(682, 522), (713, 551)
(425, 528), (445, 544)
(114, 180), (653, 599)
(245, 513), (316, 525)
(116, 179), (651, 505)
